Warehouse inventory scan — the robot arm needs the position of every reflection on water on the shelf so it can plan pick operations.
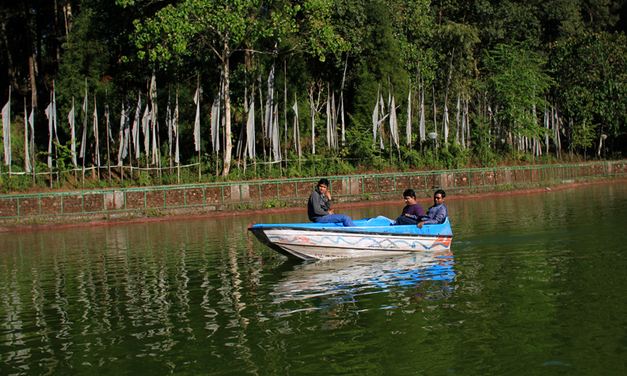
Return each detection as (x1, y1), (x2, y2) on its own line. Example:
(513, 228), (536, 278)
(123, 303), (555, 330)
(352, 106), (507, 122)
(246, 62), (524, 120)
(271, 251), (456, 309)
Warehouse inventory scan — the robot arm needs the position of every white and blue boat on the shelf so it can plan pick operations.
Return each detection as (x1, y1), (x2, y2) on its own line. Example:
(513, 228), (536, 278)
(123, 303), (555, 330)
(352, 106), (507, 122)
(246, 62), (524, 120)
(248, 216), (453, 261)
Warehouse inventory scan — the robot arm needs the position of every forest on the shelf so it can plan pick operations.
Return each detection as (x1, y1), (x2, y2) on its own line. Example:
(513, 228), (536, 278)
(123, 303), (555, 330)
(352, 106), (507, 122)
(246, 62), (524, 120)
(0, 0), (625, 191)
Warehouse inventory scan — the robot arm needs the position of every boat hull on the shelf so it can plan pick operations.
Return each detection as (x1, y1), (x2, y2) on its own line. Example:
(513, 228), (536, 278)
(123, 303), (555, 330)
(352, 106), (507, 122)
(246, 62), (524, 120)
(249, 217), (453, 261)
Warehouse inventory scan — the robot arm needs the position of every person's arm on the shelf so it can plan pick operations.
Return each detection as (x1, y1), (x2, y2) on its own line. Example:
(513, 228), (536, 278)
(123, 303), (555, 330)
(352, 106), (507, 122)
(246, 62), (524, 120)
(325, 191), (334, 213)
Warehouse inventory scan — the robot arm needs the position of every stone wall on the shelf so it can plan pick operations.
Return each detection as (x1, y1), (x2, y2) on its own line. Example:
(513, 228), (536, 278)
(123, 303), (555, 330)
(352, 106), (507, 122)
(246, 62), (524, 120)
(0, 161), (625, 224)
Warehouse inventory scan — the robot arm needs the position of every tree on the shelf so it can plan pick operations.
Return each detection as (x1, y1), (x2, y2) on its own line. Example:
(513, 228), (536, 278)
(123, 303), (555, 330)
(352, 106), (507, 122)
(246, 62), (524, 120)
(124, 0), (298, 176)
(484, 43), (552, 149)
(550, 32), (627, 154)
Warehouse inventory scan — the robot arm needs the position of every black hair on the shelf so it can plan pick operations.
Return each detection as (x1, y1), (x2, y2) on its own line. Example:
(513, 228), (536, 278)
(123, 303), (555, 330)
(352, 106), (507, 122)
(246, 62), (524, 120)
(318, 178), (330, 187)
(403, 189), (416, 198)
(434, 189), (446, 198)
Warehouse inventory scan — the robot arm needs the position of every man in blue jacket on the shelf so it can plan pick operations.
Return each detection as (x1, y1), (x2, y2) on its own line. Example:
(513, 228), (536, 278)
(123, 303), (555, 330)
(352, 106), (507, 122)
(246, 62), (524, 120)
(417, 189), (448, 228)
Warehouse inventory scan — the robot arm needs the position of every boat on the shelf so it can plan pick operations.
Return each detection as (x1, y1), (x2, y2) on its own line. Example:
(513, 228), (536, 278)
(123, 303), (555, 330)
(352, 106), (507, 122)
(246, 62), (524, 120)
(248, 216), (453, 261)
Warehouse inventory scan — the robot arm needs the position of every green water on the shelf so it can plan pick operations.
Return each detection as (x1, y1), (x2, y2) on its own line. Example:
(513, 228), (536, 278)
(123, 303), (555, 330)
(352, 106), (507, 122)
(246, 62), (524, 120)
(1, 183), (626, 375)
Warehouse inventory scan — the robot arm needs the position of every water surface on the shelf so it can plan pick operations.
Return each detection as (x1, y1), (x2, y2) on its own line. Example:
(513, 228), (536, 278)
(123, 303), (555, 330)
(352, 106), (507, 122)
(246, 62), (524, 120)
(1, 183), (626, 375)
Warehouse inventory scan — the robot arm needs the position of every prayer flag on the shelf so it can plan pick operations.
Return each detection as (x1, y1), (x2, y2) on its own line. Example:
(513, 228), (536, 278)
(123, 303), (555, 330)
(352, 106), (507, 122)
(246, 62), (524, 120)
(131, 93), (141, 160)
(166, 97), (172, 162)
(117, 103), (129, 165)
(142, 104), (150, 157)
(93, 96), (100, 167)
(292, 97), (301, 158)
(419, 86), (426, 142)
(149, 75), (159, 165)
(193, 85), (201, 152)
(79, 85), (88, 160)
(271, 103), (280, 161)
(390, 95), (399, 149)
(23, 100), (31, 172)
(210, 90), (221, 153)
(372, 89), (379, 144)
(246, 94), (255, 159)
(2, 89), (11, 166)
(44, 100), (54, 168)
(174, 93), (180, 164)
(443, 102), (449, 144)
(265, 65), (275, 140)
(68, 98), (77, 167)
(406, 88), (412, 146)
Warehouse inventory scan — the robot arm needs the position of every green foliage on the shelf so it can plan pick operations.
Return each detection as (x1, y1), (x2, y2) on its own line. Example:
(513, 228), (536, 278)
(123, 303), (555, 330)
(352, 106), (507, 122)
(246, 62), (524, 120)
(484, 43), (552, 141)
(471, 115), (497, 166)
(570, 120), (598, 152)
(137, 171), (153, 186)
(441, 143), (470, 169)
(550, 32), (627, 147)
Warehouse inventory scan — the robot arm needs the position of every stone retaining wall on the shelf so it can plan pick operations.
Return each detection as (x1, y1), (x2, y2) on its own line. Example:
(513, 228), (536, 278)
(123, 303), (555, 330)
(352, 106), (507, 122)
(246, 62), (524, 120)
(1, 161), (625, 224)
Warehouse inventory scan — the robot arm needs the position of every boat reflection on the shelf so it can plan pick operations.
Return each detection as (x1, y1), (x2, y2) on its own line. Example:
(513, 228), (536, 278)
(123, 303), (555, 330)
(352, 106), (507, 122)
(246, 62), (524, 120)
(271, 249), (456, 304)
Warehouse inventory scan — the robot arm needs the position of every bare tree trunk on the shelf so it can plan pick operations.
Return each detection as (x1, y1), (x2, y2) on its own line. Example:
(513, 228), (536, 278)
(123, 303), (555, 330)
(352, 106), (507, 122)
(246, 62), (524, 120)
(24, 2), (39, 109)
(221, 40), (232, 177)
(63, 0), (73, 37)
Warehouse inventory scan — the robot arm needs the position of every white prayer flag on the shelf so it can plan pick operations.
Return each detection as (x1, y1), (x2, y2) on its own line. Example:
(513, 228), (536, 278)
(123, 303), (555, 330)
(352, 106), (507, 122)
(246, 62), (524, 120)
(339, 92), (345, 144)
(443, 102), (449, 144)
(2, 89), (11, 167)
(246, 95), (255, 159)
(390, 95), (399, 149)
(131, 93), (141, 160)
(406, 88), (412, 146)
(265, 65), (275, 140)
(80, 85), (88, 160)
(149, 75), (159, 165)
(23, 100), (31, 172)
(117, 103), (128, 165)
(292, 97), (301, 158)
(142, 104), (150, 157)
(419, 86), (426, 142)
(326, 88), (332, 148)
(271, 103), (280, 161)
(69, 98), (77, 167)
(44, 101), (54, 168)
(193, 85), (201, 152)
(93, 96), (100, 167)
(372, 89), (379, 144)
(210, 91), (221, 153)
(174, 93), (180, 164)
(166, 98), (172, 162)
(378, 93), (386, 150)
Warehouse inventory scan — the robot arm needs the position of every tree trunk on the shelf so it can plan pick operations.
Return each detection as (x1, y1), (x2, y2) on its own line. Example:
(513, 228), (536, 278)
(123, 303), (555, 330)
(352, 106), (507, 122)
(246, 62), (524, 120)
(63, 0), (73, 37)
(24, 1), (39, 108)
(221, 40), (232, 177)
(0, 20), (18, 90)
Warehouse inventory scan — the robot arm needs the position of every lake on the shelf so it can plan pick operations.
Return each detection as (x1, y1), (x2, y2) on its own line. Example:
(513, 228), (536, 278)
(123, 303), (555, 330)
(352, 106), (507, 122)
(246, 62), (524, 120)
(1, 182), (626, 375)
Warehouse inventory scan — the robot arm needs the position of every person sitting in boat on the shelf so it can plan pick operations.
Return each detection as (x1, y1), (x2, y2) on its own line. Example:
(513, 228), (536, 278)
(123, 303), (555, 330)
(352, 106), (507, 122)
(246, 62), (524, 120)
(393, 189), (425, 225)
(417, 189), (448, 228)
(307, 178), (355, 226)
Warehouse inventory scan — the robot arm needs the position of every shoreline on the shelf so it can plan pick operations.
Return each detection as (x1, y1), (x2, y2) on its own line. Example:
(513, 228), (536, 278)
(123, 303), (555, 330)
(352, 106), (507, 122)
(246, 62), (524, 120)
(2, 177), (622, 234)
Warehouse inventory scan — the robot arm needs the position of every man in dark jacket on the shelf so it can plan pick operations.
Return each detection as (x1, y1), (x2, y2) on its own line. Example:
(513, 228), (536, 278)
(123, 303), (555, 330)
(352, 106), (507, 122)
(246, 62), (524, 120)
(394, 189), (425, 225)
(307, 178), (355, 226)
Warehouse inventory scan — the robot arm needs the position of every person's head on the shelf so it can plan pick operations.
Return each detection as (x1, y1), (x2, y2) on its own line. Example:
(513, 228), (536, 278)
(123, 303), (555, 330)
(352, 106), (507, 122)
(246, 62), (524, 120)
(433, 189), (446, 204)
(403, 189), (417, 204)
(317, 178), (330, 193)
